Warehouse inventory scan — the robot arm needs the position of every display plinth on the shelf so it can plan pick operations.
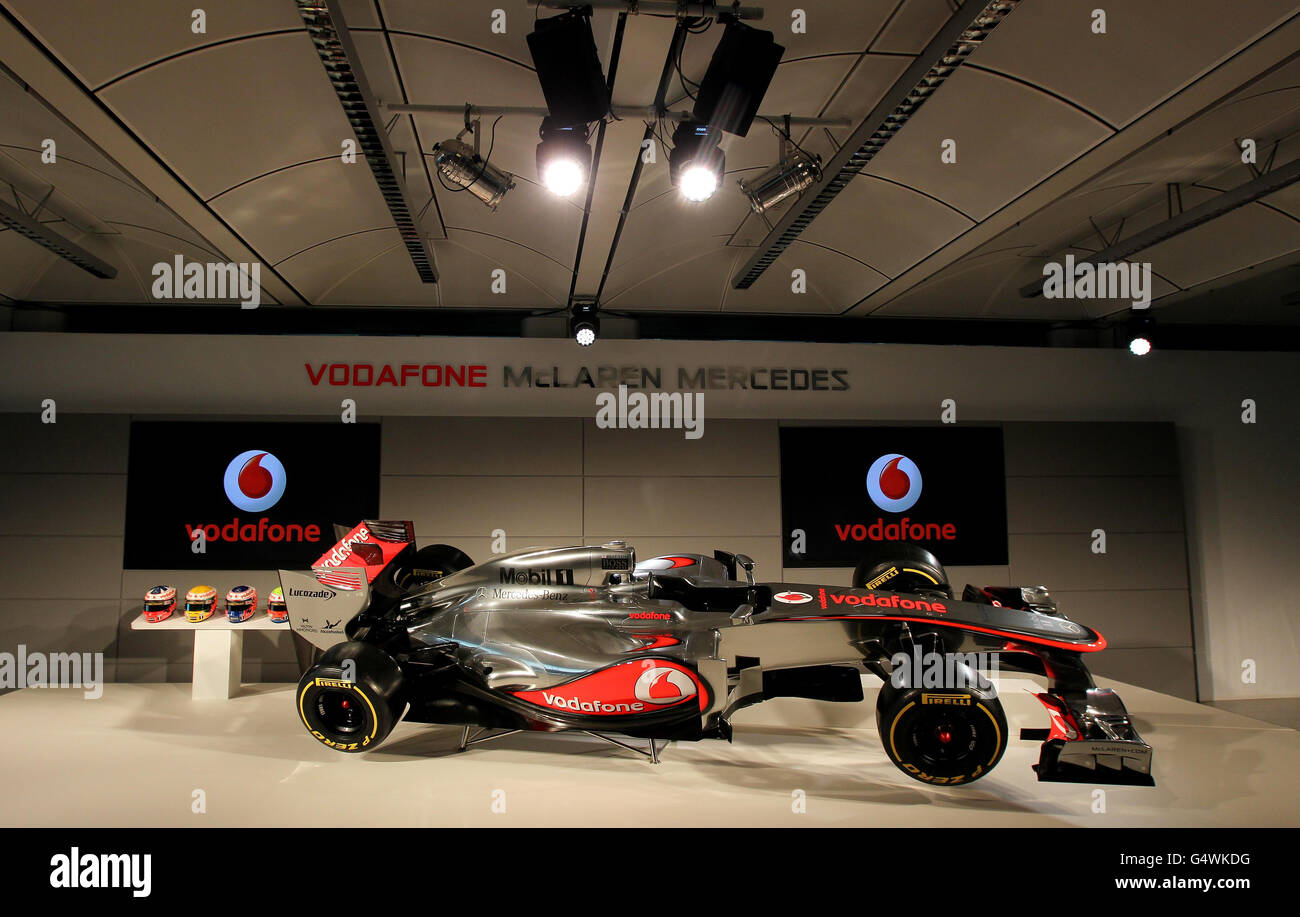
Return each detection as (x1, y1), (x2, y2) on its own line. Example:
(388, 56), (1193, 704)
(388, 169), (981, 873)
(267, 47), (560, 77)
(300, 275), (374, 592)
(129, 613), (289, 700)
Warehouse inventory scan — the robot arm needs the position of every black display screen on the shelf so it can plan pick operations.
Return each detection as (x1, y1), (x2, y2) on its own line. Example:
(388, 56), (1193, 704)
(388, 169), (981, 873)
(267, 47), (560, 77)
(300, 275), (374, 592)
(123, 421), (381, 570)
(780, 426), (1008, 568)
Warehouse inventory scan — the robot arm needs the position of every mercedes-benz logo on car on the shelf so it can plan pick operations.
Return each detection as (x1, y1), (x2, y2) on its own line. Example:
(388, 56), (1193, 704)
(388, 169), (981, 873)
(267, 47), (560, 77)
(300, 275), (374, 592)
(866, 453), (922, 513)
(223, 450), (287, 512)
(633, 667), (697, 705)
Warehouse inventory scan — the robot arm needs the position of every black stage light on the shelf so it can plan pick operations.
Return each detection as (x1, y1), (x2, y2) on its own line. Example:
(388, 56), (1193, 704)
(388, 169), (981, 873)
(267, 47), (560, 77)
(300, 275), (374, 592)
(669, 121), (725, 202)
(537, 117), (592, 198)
(570, 300), (600, 346)
(692, 19), (784, 137)
(527, 8), (610, 129)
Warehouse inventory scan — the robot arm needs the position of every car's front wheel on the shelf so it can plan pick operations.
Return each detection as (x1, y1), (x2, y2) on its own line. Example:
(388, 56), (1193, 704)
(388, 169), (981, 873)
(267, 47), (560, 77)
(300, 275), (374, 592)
(875, 681), (1008, 785)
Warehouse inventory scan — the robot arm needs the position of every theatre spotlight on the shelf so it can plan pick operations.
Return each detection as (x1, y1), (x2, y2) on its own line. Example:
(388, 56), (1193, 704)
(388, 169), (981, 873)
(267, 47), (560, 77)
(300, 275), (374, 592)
(1127, 312), (1155, 356)
(670, 121), (725, 203)
(739, 150), (821, 214)
(527, 8), (610, 128)
(537, 118), (591, 198)
(432, 138), (515, 210)
(570, 300), (600, 346)
(693, 19), (784, 138)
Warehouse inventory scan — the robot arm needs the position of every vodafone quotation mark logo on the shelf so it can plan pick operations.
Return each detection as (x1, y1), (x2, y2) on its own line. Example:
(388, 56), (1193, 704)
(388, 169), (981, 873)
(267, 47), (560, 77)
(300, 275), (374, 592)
(633, 667), (697, 705)
(866, 453), (922, 513)
(223, 450), (287, 512)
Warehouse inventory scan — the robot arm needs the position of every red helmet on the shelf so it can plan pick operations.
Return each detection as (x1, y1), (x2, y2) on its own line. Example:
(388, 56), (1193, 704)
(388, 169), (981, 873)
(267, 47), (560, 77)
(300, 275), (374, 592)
(267, 586), (288, 623)
(143, 585), (176, 623)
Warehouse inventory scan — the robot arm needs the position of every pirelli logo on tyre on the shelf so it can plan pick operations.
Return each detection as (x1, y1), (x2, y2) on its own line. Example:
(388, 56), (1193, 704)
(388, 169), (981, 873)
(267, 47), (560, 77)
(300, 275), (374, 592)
(864, 566), (899, 589)
(314, 677), (355, 689)
(920, 692), (972, 706)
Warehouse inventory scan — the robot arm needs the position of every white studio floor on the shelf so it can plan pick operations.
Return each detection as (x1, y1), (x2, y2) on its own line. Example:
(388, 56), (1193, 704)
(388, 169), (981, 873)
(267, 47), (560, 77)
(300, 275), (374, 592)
(1, 675), (1295, 828)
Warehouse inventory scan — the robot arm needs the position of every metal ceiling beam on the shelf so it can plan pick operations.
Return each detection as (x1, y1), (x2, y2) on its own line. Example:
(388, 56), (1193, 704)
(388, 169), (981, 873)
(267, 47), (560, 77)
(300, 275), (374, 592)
(529, 1), (764, 20)
(1019, 156), (1300, 298)
(730, 0), (1022, 290)
(384, 102), (848, 128)
(297, 0), (437, 283)
(0, 198), (117, 279)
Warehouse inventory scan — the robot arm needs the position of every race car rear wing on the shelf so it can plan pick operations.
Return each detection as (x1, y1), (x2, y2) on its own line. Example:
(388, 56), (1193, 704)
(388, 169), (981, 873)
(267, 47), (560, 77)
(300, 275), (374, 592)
(280, 520), (415, 651)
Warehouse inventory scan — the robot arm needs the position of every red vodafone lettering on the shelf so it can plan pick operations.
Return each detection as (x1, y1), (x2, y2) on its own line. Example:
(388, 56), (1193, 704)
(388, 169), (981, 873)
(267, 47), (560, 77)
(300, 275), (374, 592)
(306, 363), (489, 388)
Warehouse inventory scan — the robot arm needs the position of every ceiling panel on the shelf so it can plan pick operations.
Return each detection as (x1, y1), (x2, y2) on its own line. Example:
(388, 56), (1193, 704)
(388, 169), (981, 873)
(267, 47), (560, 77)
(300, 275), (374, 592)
(98, 33), (357, 201)
(973, 0), (1300, 129)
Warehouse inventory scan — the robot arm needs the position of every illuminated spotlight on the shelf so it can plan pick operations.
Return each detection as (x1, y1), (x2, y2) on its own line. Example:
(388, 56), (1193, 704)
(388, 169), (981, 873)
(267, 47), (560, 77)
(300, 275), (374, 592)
(432, 138), (515, 210)
(1127, 312), (1155, 356)
(537, 118), (591, 198)
(670, 121), (725, 203)
(570, 300), (600, 346)
(738, 152), (821, 214)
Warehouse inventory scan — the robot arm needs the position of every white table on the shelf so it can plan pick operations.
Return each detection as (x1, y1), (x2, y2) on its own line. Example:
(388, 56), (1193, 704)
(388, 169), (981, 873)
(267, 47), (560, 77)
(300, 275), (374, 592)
(129, 612), (291, 700)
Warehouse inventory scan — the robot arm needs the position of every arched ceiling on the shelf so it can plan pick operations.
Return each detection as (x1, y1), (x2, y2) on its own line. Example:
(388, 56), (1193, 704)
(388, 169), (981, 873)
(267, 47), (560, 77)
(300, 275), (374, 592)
(2, 0), (1299, 325)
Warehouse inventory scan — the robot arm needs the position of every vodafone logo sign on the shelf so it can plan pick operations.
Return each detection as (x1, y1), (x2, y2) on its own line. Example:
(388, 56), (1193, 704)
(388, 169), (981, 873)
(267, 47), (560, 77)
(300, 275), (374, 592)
(223, 450), (287, 512)
(866, 453), (922, 513)
(633, 666), (698, 705)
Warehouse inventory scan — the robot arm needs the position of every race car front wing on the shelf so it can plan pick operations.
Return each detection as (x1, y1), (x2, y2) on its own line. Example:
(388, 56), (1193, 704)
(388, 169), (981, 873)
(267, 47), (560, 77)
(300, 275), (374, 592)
(1026, 687), (1154, 786)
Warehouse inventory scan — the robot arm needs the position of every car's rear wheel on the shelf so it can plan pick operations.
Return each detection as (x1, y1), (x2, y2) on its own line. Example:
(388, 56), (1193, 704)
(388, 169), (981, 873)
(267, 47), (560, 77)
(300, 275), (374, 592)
(297, 641), (404, 753)
(875, 681), (1008, 785)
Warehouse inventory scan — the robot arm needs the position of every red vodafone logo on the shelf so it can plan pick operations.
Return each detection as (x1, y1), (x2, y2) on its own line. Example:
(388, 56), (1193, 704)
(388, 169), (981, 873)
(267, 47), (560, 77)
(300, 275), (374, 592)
(774, 590), (813, 604)
(223, 450), (286, 512)
(866, 453), (922, 512)
(634, 666), (697, 705)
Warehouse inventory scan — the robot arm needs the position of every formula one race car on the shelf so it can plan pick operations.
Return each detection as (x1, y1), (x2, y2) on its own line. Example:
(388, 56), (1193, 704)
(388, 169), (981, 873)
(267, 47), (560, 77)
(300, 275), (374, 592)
(280, 521), (1154, 787)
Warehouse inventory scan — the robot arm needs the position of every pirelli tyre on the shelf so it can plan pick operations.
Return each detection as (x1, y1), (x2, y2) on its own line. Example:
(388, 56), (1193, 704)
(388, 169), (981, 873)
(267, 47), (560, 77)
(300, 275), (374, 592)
(852, 544), (952, 598)
(297, 642), (404, 753)
(875, 681), (1008, 786)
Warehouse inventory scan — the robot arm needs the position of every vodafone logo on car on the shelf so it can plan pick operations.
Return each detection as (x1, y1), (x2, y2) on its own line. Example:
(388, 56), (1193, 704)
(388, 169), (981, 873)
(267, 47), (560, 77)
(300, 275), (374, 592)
(223, 450), (287, 512)
(633, 666), (697, 705)
(866, 453), (922, 513)
(774, 591), (814, 604)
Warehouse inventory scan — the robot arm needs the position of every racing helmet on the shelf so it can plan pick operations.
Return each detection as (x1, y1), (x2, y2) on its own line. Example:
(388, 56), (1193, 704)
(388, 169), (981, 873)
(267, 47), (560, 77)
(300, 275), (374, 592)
(226, 585), (257, 623)
(267, 586), (288, 623)
(184, 585), (218, 623)
(142, 585), (176, 623)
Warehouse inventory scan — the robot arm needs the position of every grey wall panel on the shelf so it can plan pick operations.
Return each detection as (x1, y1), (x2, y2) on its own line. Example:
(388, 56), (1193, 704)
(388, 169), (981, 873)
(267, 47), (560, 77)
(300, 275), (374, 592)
(0, 414), (128, 473)
(1009, 533), (1189, 592)
(584, 476), (780, 537)
(0, 599), (119, 691)
(413, 535), (584, 565)
(777, 566), (1014, 592)
(0, 474), (126, 536)
(1004, 422), (1177, 476)
(381, 475), (584, 537)
(1050, 589), (1193, 649)
(0, 536), (122, 598)
(583, 419), (779, 476)
(382, 417), (582, 475)
(1007, 475), (1184, 534)
(590, 535), (784, 578)
(1087, 646), (1198, 700)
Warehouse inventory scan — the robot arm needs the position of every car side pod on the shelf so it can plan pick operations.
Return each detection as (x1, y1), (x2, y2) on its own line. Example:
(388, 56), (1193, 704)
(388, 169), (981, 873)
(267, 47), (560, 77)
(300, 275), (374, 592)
(1024, 688), (1155, 786)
